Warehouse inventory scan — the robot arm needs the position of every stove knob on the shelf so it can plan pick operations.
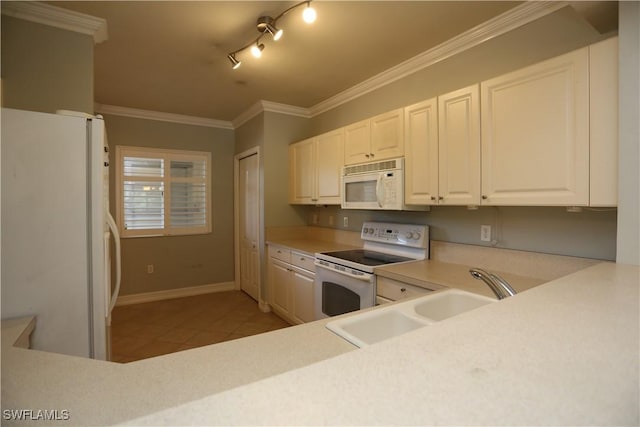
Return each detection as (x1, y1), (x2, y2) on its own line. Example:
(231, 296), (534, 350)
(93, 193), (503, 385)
(413, 232), (421, 240)
(405, 231), (413, 240)
(363, 228), (369, 234)
(368, 228), (374, 235)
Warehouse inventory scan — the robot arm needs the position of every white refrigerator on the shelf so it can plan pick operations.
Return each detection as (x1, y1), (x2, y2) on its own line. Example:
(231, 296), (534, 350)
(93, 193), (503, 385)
(1, 107), (121, 360)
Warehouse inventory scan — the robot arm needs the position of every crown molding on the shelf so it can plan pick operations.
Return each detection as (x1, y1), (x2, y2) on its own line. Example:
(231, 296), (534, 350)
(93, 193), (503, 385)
(232, 100), (311, 128)
(1, 1), (108, 44)
(95, 104), (234, 130)
(308, 0), (569, 117)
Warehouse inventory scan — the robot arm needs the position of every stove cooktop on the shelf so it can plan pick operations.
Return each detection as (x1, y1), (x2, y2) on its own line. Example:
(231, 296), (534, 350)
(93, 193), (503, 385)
(320, 249), (415, 267)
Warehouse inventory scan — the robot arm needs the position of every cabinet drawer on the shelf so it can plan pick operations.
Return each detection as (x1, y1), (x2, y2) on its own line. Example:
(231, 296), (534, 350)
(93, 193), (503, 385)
(269, 246), (291, 263)
(291, 251), (315, 272)
(377, 276), (439, 301)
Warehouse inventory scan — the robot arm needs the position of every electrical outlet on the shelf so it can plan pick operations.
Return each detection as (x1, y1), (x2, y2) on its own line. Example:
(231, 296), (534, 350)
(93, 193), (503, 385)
(480, 225), (491, 242)
(312, 213), (319, 225)
(147, 264), (154, 274)
(329, 215), (334, 226)
(343, 216), (349, 228)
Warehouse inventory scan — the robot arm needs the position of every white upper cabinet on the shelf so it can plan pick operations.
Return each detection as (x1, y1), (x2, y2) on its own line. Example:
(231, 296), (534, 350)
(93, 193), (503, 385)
(438, 84), (481, 206)
(289, 129), (344, 205)
(344, 119), (371, 165)
(344, 109), (404, 165)
(315, 128), (344, 204)
(288, 137), (315, 204)
(404, 98), (439, 205)
(589, 36), (618, 207)
(480, 47), (590, 206)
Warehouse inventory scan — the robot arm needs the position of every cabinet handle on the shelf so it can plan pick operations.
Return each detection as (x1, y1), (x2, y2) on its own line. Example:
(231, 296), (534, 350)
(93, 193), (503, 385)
(438, 196), (444, 201)
(311, 198), (318, 202)
(365, 154), (370, 158)
(400, 288), (406, 293)
(430, 196), (436, 201)
(482, 195), (488, 200)
(370, 153), (375, 158)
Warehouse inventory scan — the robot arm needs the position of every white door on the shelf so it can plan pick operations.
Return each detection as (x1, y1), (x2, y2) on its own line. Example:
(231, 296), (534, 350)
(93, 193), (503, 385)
(239, 153), (260, 301)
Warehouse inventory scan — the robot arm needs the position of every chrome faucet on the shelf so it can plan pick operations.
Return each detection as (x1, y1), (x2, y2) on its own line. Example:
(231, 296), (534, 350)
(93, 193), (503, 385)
(469, 268), (517, 300)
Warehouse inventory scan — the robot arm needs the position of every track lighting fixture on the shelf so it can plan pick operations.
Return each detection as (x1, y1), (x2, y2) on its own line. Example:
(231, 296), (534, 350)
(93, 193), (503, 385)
(227, 53), (241, 69)
(226, 0), (316, 70)
(250, 43), (264, 58)
(303, 2), (316, 24)
(257, 16), (283, 41)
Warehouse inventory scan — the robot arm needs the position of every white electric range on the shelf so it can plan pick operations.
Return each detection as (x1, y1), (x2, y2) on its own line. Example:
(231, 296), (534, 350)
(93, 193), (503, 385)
(314, 222), (429, 319)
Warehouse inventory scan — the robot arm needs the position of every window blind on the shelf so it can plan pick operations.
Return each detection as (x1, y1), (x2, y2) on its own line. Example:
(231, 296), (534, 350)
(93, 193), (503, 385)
(117, 148), (211, 237)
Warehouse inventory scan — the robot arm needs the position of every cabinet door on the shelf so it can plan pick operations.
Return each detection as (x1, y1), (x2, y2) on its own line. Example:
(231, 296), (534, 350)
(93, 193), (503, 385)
(438, 84), (481, 205)
(344, 119), (371, 165)
(589, 37), (618, 207)
(481, 48), (589, 205)
(288, 138), (316, 204)
(292, 269), (316, 324)
(315, 129), (344, 204)
(269, 259), (291, 315)
(371, 109), (404, 161)
(404, 99), (438, 205)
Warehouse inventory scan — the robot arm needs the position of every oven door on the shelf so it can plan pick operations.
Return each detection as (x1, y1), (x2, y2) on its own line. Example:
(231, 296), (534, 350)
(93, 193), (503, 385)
(314, 262), (375, 319)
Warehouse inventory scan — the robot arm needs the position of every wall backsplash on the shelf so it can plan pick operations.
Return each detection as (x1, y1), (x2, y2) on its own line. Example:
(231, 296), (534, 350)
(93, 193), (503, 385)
(304, 205), (617, 261)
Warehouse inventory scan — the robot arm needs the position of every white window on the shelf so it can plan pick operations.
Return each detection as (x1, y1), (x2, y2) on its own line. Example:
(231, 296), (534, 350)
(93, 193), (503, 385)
(115, 146), (211, 237)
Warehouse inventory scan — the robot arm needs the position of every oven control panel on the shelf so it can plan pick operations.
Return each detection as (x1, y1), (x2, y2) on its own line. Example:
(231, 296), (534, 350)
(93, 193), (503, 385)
(361, 222), (428, 249)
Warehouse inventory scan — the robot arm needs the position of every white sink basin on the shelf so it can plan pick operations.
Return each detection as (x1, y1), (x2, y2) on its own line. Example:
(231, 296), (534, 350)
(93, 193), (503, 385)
(326, 289), (496, 348)
(411, 289), (495, 321)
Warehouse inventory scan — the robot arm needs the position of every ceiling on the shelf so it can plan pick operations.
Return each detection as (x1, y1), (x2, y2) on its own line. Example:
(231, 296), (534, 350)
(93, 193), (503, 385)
(45, 1), (541, 122)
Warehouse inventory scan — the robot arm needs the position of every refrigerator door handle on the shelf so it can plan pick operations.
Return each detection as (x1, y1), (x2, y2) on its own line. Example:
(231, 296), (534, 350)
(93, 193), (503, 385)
(106, 212), (122, 314)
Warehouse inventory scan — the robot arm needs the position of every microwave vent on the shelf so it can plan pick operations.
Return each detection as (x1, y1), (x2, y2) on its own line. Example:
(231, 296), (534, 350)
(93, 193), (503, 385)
(344, 159), (398, 176)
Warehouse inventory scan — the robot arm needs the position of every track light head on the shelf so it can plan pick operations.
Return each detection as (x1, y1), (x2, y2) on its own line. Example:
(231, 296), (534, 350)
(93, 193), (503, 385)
(250, 43), (265, 58)
(302, 3), (316, 23)
(257, 16), (283, 41)
(227, 53), (241, 69)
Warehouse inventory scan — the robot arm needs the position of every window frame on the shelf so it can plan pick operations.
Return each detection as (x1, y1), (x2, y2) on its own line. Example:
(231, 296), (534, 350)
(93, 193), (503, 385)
(115, 145), (212, 238)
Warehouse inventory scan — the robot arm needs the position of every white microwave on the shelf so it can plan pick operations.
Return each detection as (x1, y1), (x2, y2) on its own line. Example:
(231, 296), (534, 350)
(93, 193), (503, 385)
(341, 158), (404, 210)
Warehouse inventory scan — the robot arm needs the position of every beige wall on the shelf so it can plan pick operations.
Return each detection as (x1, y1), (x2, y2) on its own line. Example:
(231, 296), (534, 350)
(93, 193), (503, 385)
(293, 6), (619, 261)
(104, 114), (235, 295)
(1, 16), (94, 114)
(309, 7), (608, 134)
(263, 111), (310, 228)
(617, 2), (640, 265)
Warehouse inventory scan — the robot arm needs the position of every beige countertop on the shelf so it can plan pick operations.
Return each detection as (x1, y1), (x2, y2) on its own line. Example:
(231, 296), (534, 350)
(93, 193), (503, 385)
(1, 314), (355, 426)
(375, 259), (546, 298)
(3, 261), (638, 426)
(266, 237), (360, 256)
(125, 262), (640, 426)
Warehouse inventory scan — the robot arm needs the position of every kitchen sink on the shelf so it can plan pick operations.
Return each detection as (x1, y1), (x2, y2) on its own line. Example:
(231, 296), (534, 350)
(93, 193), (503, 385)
(326, 289), (496, 347)
(411, 289), (495, 321)
(326, 309), (431, 348)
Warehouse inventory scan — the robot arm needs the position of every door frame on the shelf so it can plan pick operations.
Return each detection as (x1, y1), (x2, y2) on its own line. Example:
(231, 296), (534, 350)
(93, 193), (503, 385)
(233, 147), (269, 311)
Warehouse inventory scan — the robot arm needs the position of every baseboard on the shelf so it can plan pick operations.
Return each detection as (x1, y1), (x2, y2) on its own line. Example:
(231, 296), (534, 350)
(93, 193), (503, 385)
(115, 281), (237, 306)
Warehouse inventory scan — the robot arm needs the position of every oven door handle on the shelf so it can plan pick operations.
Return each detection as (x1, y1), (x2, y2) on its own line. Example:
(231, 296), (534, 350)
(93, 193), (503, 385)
(314, 261), (374, 282)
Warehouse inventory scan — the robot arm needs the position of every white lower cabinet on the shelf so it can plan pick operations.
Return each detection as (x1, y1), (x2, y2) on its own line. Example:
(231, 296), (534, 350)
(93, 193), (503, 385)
(376, 276), (443, 304)
(267, 245), (316, 324)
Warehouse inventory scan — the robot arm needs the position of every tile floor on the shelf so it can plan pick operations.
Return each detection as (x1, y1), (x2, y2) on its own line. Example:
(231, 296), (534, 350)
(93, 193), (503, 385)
(110, 291), (291, 363)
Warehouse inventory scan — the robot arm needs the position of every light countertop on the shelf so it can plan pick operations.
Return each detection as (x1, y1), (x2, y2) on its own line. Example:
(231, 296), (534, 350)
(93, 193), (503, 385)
(124, 262), (640, 426)
(3, 263), (638, 426)
(375, 258), (546, 297)
(1, 314), (355, 426)
(266, 237), (360, 256)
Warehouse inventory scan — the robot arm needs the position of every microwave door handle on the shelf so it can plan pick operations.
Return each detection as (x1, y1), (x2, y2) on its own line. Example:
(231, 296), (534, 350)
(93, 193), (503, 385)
(376, 174), (384, 208)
